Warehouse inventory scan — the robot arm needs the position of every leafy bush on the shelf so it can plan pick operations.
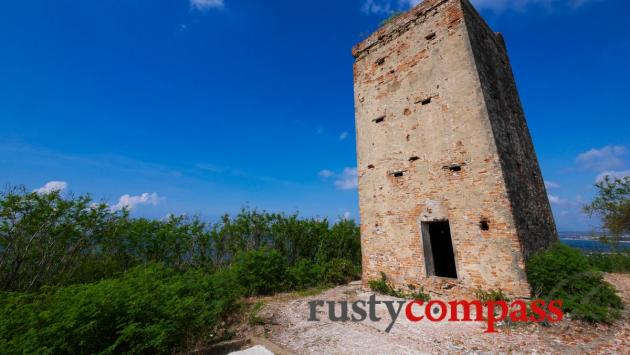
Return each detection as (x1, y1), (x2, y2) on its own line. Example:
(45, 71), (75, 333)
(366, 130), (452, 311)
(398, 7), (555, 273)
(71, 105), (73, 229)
(287, 258), (359, 290)
(583, 176), (630, 245)
(406, 284), (431, 302)
(323, 258), (360, 285)
(0, 188), (362, 292)
(288, 259), (325, 289)
(474, 288), (510, 303)
(527, 243), (623, 323)
(319, 220), (362, 266)
(0, 188), (122, 291)
(0, 264), (241, 354)
(248, 301), (266, 326)
(587, 251), (630, 273)
(233, 249), (288, 296)
(369, 272), (398, 296)
(368, 272), (430, 301)
(0, 187), (363, 353)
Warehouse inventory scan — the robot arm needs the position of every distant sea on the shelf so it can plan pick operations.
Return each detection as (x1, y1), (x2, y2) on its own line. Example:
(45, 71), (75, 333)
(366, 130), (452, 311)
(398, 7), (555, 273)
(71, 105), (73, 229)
(559, 231), (630, 252)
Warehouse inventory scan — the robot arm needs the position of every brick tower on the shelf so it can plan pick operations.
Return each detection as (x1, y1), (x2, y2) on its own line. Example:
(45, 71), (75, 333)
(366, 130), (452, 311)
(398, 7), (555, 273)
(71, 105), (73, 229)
(352, 0), (558, 297)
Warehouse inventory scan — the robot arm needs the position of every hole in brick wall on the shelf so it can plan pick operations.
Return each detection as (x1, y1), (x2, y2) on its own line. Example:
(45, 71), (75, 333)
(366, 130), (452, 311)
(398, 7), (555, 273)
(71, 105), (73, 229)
(373, 116), (385, 123)
(479, 220), (490, 231)
(406, 134), (411, 142)
(443, 164), (463, 172)
(425, 32), (436, 40)
(403, 108), (412, 116)
(376, 57), (386, 66)
(368, 164), (375, 169)
(392, 171), (405, 178)
(390, 69), (395, 74)
(421, 97), (432, 105)
(409, 156), (419, 162)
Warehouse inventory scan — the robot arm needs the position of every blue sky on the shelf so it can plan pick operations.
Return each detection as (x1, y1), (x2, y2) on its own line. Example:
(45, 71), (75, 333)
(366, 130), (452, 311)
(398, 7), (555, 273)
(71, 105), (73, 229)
(0, 0), (628, 231)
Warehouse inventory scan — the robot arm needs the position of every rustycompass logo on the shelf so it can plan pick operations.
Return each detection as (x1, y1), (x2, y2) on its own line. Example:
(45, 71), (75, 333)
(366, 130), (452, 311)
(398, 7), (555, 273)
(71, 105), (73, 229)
(308, 295), (564, 333)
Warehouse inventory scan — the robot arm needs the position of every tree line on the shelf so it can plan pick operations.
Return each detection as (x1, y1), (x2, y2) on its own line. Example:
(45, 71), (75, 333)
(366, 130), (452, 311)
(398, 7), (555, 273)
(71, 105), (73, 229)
(0, 186), (361, 292)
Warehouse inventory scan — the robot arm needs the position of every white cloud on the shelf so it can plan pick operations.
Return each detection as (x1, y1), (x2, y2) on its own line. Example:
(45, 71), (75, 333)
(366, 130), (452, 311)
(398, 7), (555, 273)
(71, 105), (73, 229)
(548, 194), (567, 205)
(339, 132), (349, 141)
(334, 167), (358, 190)
(545, 180), (560, 189)
(318, 169), (334, 178)
(111, 192), (162, 211)
(576, 145), (626, 171)
(361, 0), (393, 14)
(190, 0), (224, 11)
(595, 170), (630, 182)
(320, 168), (359, 190)
(343, 211), (352, 220)
(34, 181), (68, 195)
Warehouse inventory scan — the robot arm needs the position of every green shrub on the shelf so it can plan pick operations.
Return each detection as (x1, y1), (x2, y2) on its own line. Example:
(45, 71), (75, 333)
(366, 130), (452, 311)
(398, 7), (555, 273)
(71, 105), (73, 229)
(0, 186), (363, 353)
(323, 258), (360, 285)
(369, 272), (395, 295)
(587, 251), (630, 273)
(368, 272), (406, 298)
(288, 258), (359, 290)
(406, 284), (431, 302)
(248, 301), (266, 326)
(288, 259), (325, 289)
(583, 176), (630, 244)
(0, 187), (362, 293)
(474, 288), (511, 303)
(527, 243), (623, 323)
(319, 219), (362, 266)
(368, 272), (430, 300)
(233, 249), (288, 296)
(0, 264), (241, 354)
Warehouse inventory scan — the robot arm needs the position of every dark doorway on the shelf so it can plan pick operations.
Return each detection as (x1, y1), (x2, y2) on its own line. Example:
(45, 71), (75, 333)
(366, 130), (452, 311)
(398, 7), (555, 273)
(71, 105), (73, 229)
(422, 221), (458, 279)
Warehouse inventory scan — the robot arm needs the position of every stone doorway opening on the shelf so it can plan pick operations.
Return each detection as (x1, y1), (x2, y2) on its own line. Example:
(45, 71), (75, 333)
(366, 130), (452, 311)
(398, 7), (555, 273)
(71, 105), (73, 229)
(422, 221), (458, 279)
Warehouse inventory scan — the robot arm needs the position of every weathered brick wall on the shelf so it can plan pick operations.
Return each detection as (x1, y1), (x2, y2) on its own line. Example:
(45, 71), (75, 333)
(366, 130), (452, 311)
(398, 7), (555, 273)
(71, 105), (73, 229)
(352, 0), (557, 298)
(461, 1), (559, 259)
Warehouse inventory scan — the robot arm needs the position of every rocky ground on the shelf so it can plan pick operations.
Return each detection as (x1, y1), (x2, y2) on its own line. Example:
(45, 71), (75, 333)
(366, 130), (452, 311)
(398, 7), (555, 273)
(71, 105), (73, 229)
(243, 274), (630, 354)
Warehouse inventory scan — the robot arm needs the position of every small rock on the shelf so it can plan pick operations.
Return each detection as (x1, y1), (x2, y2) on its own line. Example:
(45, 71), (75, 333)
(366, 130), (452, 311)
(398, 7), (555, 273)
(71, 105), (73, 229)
(229, 345), (274, 355)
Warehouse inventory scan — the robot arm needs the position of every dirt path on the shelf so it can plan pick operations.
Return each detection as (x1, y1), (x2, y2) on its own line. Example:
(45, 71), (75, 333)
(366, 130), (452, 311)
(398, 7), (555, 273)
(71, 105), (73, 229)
(251, 274), (630, 354)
